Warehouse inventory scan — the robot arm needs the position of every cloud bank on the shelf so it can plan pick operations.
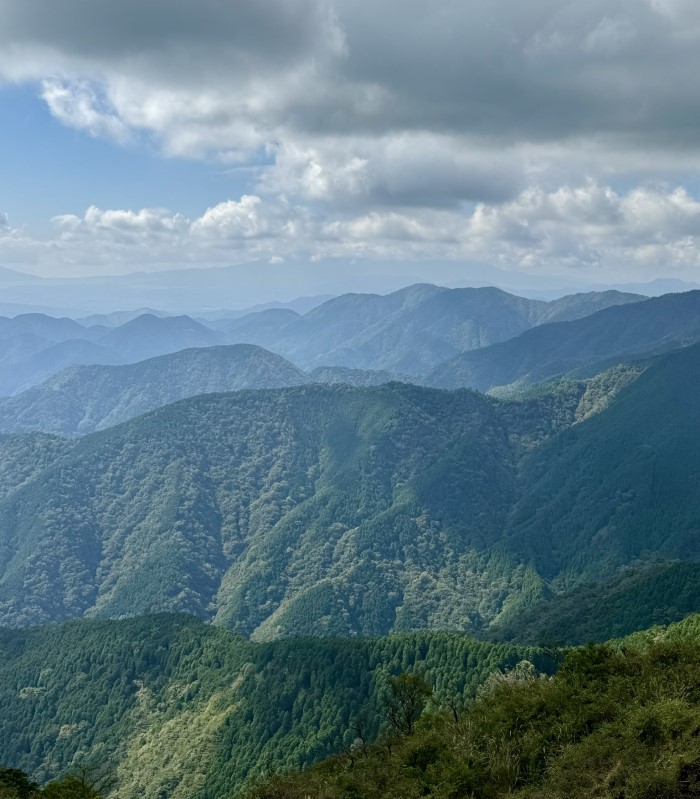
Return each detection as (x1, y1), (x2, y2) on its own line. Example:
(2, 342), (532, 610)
(3, 0), (700, 278)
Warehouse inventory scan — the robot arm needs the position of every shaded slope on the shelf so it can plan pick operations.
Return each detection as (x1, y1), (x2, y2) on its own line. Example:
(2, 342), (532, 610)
(427, 290), (700, 391)
(502, 341), (700, 585)
(0, 345), (307, 435)
(222, 285), (643, 374)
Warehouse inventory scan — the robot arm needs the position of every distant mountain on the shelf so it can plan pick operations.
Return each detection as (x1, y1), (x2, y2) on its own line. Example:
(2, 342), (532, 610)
(198, 293), (335, 321)
(0, 266), (43, 287)
(0, 313), (92, 344)
(217, 284), (644, 374)
(0, 345), (307, 435)
(208, 308), (301, 347)
(0, 345), (697, 636)
(0, 313), (229, 396)
(98, 314), (222, 362)
(427, 290), (700, 391)
(76, 308), (170, 327)
(0, 339), (124, 397)
(0, 259), (591, 313)
(0, 287), (643, 395)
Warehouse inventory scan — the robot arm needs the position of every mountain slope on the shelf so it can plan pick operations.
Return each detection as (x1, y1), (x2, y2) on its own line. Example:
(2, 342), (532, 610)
(500, 341), (700, 585)
(0, 383), (547, 631)
(0, 344), (698, 637)
(427, 290), (700, 391)
(250, 615), (700, 799)
(220, 285), (643, 374)
(0, 614), (548, 797)
(0, 345), (308, 435)
(98, 314), (222, 362)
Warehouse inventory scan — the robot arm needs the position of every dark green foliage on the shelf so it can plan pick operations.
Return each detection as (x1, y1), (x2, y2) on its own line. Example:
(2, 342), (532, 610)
(383, 673), (432, 735)
(0, 768), (39, 799)
(0, 615), (549, 798)
(249, 617), (700, 799)
(502, 342), (700, 587)
(491, 562), (700, 645)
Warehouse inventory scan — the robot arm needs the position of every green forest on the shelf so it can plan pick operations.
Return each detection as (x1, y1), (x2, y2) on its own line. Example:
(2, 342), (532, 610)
(0, 614), (552, 799)
(5, 613), (700, 798)
(0, 342), (698, 641)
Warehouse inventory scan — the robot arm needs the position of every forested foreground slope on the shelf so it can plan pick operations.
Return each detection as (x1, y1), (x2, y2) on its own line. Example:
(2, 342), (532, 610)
(0, 614), (551, 798)
(0, 344), (698, 637)
(251, 614), (700, 799)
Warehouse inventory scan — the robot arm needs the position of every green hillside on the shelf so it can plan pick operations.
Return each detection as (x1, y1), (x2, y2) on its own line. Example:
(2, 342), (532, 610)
(0, 614), (549, 798)
(250, 614), (700, 799)
(0, 344), (698, 640)
(0, 346), (307, 436)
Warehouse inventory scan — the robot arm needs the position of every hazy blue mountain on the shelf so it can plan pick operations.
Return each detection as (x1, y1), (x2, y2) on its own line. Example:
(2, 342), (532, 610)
(427, 290), (700, 391)
(0, 339), (124, 397)
(0, 345), (307, 435)
(77, 308), (170, 327)
(0, 313), (91, 344)
(217, 284), (644, 374)
(198, 293), (335, 321)
(0, 286), (642, 396)
(207, 308), (300, 347)
(98, 314), (222, 362)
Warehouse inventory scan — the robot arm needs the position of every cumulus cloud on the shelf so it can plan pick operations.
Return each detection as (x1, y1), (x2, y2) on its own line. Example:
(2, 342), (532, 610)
(1, 184), (700, 279)
(4, 1), (700, 202)
(4, 1), (700, 276)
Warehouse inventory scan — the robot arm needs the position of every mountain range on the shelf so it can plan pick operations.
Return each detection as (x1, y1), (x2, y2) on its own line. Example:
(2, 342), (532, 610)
(0, 284), (644, 396)
(0, 340), (697, 639)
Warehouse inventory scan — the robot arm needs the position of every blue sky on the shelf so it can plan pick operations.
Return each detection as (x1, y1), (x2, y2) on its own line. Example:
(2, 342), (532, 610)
(0, 84), (254, 234)
(2, 0), (700, 282)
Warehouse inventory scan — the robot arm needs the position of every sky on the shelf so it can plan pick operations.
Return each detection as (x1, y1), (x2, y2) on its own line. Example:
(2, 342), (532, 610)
(3, 0), (700, 283)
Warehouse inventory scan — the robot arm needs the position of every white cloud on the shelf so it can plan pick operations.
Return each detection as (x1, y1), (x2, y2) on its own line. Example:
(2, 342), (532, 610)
(4, 1), (700, 278)
(0, 184), (699, 280)
(41, 79), (131, 143)
(4, 0), (700, 212)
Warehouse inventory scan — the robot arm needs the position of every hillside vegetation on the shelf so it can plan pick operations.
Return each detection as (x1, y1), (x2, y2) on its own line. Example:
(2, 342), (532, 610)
(0, 614), (549, 798)
(250, 614), (700, 799)
(0, 343), (697, 638)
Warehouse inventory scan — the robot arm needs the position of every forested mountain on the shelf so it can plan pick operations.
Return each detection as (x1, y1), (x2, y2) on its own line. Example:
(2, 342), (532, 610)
(212, 285), (643, 374)
(0, 346), (308, 435)
(252, 613), (700, 799)
(98, 315), (221, 363)
(0, 614), (549, 797)
(4, 612), (700, 799)
(0, 347), (403, 437)
(0, 344), (697, 637)
(427, 289), (700, 391)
